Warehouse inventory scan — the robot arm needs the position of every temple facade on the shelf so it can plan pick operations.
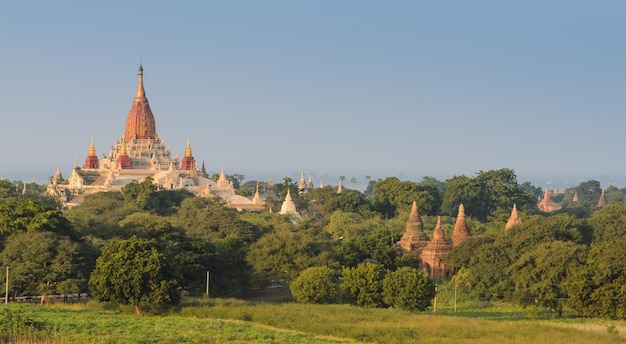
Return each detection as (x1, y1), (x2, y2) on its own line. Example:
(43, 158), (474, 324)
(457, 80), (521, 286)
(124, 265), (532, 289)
(47, 65), (265, 211)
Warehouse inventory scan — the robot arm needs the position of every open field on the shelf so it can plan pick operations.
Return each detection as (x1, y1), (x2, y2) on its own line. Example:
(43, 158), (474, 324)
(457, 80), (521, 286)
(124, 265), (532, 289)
(3, 298), (626, 344)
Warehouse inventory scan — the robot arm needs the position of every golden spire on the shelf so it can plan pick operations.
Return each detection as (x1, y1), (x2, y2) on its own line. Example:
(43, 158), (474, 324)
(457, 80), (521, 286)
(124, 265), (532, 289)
(185, 137), (193, 157)
(88, 137), (97, 156)
(135, 63), (146, 101)
(119, 137), (127, 155)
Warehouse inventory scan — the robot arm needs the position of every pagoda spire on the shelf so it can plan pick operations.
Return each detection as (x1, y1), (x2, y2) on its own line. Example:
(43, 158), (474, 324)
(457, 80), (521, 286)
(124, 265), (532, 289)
(124, 64), (157, 140)
(135, 63), (146, 101)
(185, 136), (193, 157)
(452, 204), (469, 246)
(433, 216), (445, 241)
(505, 204), (523, 231)
(180, 137), (196, 171)
(84, 137), (100, 169)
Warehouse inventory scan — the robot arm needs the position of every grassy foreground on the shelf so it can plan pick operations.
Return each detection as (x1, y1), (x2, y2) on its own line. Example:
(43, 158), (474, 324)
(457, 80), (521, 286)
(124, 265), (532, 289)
(3, 299), (626, 344)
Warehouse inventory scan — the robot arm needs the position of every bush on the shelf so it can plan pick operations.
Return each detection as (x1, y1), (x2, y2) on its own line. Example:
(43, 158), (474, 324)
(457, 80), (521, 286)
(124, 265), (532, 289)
(290, 266), (339, 304)
(341, 262), (386, 307)
(383, 267), (435, 311)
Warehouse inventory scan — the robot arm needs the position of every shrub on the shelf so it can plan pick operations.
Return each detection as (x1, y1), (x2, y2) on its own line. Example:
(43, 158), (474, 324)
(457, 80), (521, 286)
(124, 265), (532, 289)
(290, 266), (339, 304)
(383, 267), (435, 311)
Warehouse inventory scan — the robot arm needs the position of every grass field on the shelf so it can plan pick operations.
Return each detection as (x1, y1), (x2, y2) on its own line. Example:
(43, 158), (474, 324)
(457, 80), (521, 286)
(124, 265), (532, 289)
(3, 296), (626, 343)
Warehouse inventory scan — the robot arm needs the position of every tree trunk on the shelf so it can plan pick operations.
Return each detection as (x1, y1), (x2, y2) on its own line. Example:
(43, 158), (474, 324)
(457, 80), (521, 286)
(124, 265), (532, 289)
(134, 304), (142, 316)
(40, 293), (46, 305)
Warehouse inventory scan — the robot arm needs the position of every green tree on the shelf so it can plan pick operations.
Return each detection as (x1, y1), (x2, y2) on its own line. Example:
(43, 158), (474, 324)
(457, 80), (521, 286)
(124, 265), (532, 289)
(587, 202), (626, 243)
(340, 262), (386, 307)
(0, 232), (91, 304)
(382, 267), (434, 311)
(247, 228), (335, 286)
(0, 197), (76, 249)
(89, 236), (180, 315)
(565, 238), (626, 319)
(290, 266), (339, 304)
(442, 169), (533, 221)
(121, 177), (157, 208)
(170, 197), (258, 243)
(507, 241), (587, 318)
(372, 177), (441, 218)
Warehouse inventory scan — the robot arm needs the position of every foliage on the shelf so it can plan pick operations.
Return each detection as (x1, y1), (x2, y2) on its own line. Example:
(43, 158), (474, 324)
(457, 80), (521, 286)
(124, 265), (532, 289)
(0, 307), (51, 342)
(89, 236), (181, 315)
(247, 228), (336, 286)
(507, 241), (587, 317)
(561, 180), (602, 209)
(119, 213), (214, 295)
(290, 266), (339, 304)
(565, 238), (626, 319)
(211, 235), (251, 296)
(587, 202), (626, 243)
(382, 267), (434, 311)
(340, 262), (386, 307)
(442, 169), (534, 222)
(372, 177), (441, 217)
(121, 177), (193, 215)
(0, 232), (91, 301)
(0, 197), (76, 248)
(169, 196), (259, 243)
(63, 192), (137, 241)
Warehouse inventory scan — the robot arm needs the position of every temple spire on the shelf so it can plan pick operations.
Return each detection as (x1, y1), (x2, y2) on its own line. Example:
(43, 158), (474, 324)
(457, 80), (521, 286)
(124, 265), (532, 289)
(452, 204), (469, 246)
(135, 63), (146, 101)
(505, 203), (523, 231)
(433, 216), (445, 241)
(185, 137), (193, 157)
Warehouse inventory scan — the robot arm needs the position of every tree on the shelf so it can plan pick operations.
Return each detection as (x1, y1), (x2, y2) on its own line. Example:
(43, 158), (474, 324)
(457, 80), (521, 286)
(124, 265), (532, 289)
(587, 202), (626, 243)
(0, 197), (77, 249)
(382, 267), (434, 311)
(0, 232), (91, 304)
(89, 236), (180, 315)
(565, 238), (626, 319)
(372, 177), (441, 218)
(341, 262), (386, 307)
(507, 241), (587, 318)
(290, 266), (339, 304)
(350, 178), (357, 190)
(442, 169), (533, 222)
(121, 177), (157, 208)
(247, 228), (336, 286)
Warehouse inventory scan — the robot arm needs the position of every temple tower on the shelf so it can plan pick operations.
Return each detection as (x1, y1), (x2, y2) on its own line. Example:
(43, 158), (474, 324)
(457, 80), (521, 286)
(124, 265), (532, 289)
(123, 64), (157, 140)
(505, 203), (523, 231)
(597, 189), (607, 207)
(451, 204), (469, 247)
(420, 217), (453, 279)
(180, 137), (196, 171)
(83, 138), (99, 169)
(397, 201), (428, 253)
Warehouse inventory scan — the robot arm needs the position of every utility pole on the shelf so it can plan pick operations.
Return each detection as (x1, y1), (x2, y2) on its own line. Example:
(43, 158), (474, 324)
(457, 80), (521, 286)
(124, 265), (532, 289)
(205, 271), (210, 298)
(433, 283), (438, 313)
(5, 266), (8, 304)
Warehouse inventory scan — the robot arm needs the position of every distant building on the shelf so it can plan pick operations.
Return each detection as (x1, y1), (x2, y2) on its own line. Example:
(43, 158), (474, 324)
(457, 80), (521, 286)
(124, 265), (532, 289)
(505, 204), (523, 231)
(47, 65), (264, 211)
(537, 190), (561, 212)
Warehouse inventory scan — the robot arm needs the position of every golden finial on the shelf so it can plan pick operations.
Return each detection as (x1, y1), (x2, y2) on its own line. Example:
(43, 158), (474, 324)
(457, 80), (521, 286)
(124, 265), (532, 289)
(185, 137), (193, 157)
(119, 136), (127, 155)
(135, 63), (146, 100)
(88, 137), (97, 156)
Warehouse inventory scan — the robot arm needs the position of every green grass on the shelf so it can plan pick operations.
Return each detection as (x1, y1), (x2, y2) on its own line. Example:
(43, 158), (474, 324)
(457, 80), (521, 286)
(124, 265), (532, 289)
(2, 303), (351, 343)
(4, 298), (626, 343)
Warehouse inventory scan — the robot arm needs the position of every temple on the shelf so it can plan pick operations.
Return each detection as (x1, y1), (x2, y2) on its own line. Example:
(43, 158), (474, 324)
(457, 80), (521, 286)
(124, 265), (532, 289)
(505, 204), (523, 231)
(537, 189), (561, 212)
(47, 65), (265, 211)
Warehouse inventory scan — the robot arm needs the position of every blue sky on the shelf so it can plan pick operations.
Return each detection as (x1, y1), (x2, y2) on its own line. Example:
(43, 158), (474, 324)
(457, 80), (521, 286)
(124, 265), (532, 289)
(1, 1), (625, 188)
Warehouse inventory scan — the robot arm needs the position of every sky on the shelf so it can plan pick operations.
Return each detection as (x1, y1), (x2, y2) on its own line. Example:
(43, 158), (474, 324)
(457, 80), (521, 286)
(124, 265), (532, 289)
(1, 1), (625, 188)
